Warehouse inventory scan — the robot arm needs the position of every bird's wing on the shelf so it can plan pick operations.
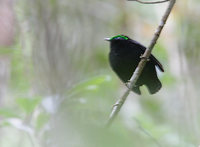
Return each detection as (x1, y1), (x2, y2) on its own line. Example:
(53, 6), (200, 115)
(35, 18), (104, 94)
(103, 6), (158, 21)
(130, 40), (164, 72)
(149, 54), (164, 72)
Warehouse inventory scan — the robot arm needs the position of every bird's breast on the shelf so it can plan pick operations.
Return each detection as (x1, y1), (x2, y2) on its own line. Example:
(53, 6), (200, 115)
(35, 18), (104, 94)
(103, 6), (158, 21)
(109, 50), (139, 82)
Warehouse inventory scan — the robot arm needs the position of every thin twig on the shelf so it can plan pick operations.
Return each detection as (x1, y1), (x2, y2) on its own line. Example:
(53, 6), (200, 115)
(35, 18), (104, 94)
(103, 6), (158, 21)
(134, 118), (162, 147)
(106, 0), (176, 127)
(127, 0), (169, 4)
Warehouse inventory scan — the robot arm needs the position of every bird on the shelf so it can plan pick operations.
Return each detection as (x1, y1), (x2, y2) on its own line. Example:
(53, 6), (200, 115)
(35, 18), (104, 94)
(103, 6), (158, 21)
(105, 35), (164, 95)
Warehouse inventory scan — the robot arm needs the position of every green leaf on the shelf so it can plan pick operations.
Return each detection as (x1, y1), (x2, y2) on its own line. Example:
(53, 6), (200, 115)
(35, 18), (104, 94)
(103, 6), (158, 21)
(0, 108), (20, 118)
(16, 97), (42, 114)
(35, 113), (50, 130)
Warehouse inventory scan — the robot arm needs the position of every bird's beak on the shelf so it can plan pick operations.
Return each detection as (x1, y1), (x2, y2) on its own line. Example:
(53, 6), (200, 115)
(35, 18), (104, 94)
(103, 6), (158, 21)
(104, 38), (111, 41)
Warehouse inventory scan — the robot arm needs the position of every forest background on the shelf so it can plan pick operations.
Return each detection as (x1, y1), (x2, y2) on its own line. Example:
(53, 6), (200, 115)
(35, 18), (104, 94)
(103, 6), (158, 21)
(0, 0), (199, 147)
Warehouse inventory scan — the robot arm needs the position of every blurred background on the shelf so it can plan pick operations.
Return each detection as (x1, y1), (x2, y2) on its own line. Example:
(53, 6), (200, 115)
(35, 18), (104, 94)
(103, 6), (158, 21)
(0, 0), (200, 147)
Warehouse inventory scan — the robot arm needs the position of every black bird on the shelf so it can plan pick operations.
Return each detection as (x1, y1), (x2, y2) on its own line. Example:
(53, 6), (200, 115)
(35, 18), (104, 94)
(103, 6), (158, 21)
(105, 35), (164, 95)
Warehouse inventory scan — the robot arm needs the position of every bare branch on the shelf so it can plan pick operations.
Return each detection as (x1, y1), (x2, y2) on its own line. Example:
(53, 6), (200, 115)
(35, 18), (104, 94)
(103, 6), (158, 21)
(106, 0), (176, 127)
(128, 0), (169, 4)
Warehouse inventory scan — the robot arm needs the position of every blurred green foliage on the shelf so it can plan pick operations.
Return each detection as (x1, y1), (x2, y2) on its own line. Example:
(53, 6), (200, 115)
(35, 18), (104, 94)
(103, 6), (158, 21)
(0, 0), (200, 147)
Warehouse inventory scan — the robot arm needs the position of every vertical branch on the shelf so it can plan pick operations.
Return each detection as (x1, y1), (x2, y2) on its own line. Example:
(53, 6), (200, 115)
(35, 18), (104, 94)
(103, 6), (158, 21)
(106, 0), (176, 127)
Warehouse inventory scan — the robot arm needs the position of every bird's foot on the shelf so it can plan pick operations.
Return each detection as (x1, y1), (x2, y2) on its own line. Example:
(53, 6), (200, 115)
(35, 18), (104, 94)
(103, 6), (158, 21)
(125, 81), (137, 89)
(125, 80), (131, 85)
(125, 81), (131, 88)
(140, 54), (150, 61)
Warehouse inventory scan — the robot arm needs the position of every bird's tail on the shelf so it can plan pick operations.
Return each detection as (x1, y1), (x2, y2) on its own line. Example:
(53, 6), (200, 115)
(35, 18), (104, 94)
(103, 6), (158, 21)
(146, 79), (162, 94)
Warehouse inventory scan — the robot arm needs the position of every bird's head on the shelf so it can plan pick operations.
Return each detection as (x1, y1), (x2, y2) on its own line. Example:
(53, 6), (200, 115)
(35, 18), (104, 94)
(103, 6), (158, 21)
(104, 35), (129, 42)
(104, 35), (131, 49)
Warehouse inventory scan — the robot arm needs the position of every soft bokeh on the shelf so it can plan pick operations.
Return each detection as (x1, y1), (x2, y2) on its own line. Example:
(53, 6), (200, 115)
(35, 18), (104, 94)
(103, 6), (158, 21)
(0, 0), (200, 147)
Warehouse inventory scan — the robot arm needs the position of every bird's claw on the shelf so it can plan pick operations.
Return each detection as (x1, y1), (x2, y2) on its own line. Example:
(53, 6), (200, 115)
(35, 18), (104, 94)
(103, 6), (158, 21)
(125, 81), (131, 89)
(125, 80), (130, 85)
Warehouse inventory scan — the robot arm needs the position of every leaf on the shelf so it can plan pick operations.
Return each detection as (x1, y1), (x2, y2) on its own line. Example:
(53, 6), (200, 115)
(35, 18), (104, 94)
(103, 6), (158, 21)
(35, 113), (50, 130)
(0, 108), (20, 118)
(16, 97), (42, 114)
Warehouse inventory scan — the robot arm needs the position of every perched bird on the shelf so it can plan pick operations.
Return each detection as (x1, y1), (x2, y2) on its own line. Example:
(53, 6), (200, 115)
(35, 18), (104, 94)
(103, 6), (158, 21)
(105, 35), (164, 95)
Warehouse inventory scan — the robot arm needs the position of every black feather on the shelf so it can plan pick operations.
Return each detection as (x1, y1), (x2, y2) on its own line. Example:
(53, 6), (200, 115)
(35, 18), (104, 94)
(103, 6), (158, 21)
(106, 35), (164, 95)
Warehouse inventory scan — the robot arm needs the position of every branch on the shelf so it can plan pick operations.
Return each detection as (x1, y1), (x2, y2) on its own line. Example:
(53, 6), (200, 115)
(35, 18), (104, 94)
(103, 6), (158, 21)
(106, 0), (176, 127)
(127, 0), (169, 4)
